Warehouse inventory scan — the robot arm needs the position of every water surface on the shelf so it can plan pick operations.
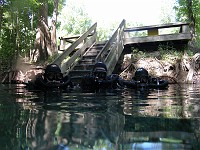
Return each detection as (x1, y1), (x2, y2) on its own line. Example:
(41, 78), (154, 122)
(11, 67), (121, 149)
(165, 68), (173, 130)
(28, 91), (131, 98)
(0, 84), (200, 150)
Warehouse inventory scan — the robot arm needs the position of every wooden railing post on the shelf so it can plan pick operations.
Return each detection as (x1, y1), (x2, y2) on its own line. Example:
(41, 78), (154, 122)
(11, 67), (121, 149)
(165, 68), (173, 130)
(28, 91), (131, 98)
(123, 20), (129, 38)
(180, 24), (190, 33)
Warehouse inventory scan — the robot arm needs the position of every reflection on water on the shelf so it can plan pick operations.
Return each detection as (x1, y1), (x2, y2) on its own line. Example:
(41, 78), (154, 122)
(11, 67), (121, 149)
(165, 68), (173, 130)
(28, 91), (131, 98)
(0, 84), (200, 150)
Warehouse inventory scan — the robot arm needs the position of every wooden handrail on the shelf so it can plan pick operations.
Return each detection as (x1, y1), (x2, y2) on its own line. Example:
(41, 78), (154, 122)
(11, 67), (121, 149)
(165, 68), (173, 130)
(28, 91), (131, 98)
(51, 22), (97, 74)
(123, 22), (190, 42)
(59, 34), (93, 41)
(124, 22), (189, 32)
(95, 19), (125, 75)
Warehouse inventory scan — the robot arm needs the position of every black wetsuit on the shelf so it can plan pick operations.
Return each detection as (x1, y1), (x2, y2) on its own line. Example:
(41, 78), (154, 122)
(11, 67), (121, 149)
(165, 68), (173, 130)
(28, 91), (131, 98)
(122, 77), (168, 90)
(26, 73), (73, 91)
(80, 73), (122, 92)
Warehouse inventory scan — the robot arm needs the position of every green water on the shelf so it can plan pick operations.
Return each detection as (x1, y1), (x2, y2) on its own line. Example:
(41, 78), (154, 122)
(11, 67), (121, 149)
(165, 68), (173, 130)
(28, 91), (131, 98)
(0, 84), (200, 150)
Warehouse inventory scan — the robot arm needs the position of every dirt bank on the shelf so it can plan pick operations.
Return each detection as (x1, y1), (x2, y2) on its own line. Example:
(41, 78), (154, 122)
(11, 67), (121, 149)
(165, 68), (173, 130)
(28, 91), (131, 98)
(120, 53), (200, 84)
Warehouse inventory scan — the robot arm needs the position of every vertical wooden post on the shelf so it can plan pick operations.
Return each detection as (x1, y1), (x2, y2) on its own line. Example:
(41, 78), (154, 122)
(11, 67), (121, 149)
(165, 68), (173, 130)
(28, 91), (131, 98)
(180, 25), (190, 33)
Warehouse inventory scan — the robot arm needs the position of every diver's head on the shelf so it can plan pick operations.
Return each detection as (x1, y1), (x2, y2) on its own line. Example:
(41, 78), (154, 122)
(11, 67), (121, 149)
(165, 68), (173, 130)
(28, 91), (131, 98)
(93, 62), (107, 80)
(44, 64), (63, 81)
(134, 68), (149, 83)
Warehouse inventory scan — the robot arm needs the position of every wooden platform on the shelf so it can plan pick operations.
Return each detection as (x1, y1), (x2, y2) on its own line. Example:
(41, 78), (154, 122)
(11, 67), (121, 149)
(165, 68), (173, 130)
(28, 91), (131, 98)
(123, 22), (191, 46)
(53, 21), (192, 80)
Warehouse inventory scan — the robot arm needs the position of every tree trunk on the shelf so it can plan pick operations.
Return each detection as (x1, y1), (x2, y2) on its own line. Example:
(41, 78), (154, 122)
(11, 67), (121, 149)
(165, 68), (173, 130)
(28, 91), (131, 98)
(51, 0), (59, 54)
(0, 4), (3, 36)
(32, 0), (60, 63)
(187, 0), (196, 46)
(32, 2), (51, 62)
(186, 53), (200, 83)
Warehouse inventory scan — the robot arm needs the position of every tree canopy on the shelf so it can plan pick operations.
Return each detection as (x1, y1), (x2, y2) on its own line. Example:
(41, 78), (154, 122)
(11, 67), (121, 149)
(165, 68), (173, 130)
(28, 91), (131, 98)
(0, 0), (200, 74)
(0, 0), (65, 70)
(174, 0), (200, 46)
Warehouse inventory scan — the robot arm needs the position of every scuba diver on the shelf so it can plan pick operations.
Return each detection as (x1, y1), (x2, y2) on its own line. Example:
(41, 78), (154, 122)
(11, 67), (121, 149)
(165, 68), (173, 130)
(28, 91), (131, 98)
(123, 67), (168, 90)
(26, 64), (73, 91)
(80, 62), (122, 92)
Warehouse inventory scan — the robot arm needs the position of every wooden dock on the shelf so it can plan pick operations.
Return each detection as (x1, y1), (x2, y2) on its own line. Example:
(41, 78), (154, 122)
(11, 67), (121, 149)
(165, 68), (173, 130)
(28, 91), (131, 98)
(51, 20), (191, 84)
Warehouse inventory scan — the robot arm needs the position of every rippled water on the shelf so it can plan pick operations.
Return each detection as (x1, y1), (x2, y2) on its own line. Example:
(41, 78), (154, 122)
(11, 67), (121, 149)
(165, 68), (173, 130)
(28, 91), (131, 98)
(0, 84), (200, 150)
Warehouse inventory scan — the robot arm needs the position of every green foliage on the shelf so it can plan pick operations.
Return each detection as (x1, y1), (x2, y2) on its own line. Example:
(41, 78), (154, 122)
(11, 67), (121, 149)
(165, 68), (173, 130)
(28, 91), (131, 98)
(0, 0), (65, 71)
(174, 0), (200, 47)
(57, 0), (119, 41)
(0, 27), (16, 67)
(174, 0), (200, 22)
(158, 43), (184, 60)
(184, 48), (194, 56)
(131, 43), (194, 62)
(131, 48), (148, 59)
(96, 24), (116, 41)
(57, 2), (92, 37)
(160, 3), (174, 24)
(96, 27), (110, 41)
(125, 22), (147, 37)
(47, 52), (60, 63)
(0, 0), (37, 69)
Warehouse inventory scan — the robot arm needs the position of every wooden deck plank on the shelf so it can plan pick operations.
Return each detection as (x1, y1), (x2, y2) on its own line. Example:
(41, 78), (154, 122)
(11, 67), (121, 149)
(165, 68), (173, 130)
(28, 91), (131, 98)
(123, 33), (191, 45)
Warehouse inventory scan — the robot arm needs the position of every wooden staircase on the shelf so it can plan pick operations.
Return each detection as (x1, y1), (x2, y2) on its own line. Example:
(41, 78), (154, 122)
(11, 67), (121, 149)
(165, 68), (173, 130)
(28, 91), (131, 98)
(51, 20), (125, 85)
(68, 41), (107, 84)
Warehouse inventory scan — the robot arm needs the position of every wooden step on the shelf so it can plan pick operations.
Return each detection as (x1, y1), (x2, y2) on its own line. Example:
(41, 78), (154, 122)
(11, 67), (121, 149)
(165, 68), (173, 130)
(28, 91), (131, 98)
(78, 59), (95, 65)
(94, 40), (107, 46)
(84, 49), (100, 56)
(90, 45), (104, 50)
(73, 64), (94, 70)
(82, 55), (96, 60)
(68, 70), (91, 77)
(66, 41), (107, 85)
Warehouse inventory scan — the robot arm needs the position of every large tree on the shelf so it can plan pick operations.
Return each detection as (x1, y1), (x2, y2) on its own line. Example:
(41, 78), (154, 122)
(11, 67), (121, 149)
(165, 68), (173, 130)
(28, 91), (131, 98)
(175, 0), (200, 48)
(0, 1), (3, 34)
(0, 0), (34, 70)
(32, 0), (61, 62)
(0, 0), (65, 72)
